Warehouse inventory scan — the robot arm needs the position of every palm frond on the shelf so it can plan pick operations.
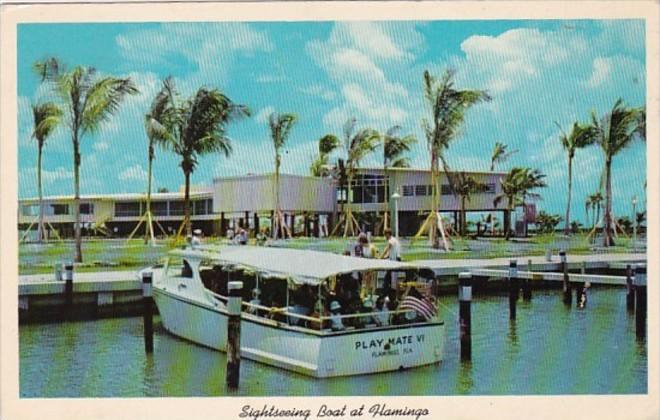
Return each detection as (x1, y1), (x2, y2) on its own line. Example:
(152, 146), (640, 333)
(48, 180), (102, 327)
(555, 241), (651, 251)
(318, 134), (340, 155)
(32, 102), (62, 146)
(81, 76), (139, 134)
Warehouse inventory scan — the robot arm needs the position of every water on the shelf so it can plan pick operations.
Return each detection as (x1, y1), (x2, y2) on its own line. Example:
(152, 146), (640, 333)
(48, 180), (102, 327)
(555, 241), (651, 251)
(19, 288), (647, 397)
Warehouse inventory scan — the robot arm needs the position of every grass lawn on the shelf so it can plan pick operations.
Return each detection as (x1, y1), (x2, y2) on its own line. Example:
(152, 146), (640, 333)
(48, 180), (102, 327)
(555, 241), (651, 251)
(18, 232), (645, 275)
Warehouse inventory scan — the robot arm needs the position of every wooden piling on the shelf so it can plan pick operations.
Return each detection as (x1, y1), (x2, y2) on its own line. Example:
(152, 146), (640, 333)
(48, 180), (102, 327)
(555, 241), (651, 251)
(626, 264), (635, 312)
(634, 265), (646, 339)
(560, 250), (571, 305)
(576, 261), (587, 309)
(508, 260), (518, 320)
(64, 263), (74, 309)
(226, 281), (243, 389)
(522, 259), (532, 300)
(458, 272), (472, 361)
(142, 271), (154, 353)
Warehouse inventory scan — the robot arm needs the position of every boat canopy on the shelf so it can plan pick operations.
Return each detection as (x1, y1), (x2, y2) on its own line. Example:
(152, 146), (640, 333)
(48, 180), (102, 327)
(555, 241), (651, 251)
(169, 245), (425, 286)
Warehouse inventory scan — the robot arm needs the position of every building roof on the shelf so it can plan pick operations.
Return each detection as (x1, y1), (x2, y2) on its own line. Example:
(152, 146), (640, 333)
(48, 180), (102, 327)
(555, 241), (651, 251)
(20, 190), (213, 203)
(171, 245), (425, 285)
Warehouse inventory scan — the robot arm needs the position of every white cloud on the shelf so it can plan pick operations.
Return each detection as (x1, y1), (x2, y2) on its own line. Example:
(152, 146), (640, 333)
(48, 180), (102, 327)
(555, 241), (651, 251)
(118, 164), (147, 182)
(42, 166), (73, 184)
(93, 141), (109, 152)
(458, 28), (588, 93)
(584, 57), (612, 88)
(306, 22), (419, 130)
(255, 106), (275, 124)
(116, 23), (273, 88)
(299, 84), (337, 101)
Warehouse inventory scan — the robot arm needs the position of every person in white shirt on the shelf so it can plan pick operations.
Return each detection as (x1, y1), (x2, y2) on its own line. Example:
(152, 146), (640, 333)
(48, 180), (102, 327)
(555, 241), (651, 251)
(329, 301), (345, 331)
(376, 296), (390, 326)
(381, 228), (401, 261)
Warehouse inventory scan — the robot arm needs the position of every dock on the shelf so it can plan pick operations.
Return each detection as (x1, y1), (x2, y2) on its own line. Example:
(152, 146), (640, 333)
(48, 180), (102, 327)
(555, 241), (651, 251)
(416, 252), (646, 276)
(18, 252), (646, 322)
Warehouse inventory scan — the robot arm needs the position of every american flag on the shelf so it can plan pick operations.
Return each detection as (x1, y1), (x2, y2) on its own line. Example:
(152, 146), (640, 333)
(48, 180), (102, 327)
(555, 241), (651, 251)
(399, 287), (438, 321)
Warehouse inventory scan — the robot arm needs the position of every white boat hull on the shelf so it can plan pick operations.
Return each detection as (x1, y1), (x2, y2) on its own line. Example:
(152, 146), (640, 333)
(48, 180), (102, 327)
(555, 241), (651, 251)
(154, 287), (445, 378)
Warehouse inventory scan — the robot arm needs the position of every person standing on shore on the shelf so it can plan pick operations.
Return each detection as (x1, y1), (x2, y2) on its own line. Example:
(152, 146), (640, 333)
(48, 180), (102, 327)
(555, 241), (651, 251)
(380, 228), (401, 261)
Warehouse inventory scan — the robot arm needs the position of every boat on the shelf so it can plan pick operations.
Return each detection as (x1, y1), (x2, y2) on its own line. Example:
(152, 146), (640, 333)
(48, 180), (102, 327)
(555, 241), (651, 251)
(141, 244), (445, 378)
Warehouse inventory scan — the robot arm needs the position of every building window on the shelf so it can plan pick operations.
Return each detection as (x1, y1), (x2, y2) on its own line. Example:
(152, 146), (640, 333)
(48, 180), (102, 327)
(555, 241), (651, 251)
(415, 185), (429, 196)
(169, 200), (185, 216)
(402, 185), (414, 197)
(115, 202), (141, 217)
(22, 205), (39, 216)
(193, 200), (208, 215)
(80, 203), (94, 215)
(349, 174), (388, 204)
(441, 184), (453, 195)
(50, 203), (69, 215)
(151, 201), (168, 216)
(485, 183), (496, 194)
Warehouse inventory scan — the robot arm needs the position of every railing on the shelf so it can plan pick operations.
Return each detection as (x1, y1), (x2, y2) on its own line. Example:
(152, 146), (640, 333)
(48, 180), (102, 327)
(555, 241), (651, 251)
(203, 289), (436, 333)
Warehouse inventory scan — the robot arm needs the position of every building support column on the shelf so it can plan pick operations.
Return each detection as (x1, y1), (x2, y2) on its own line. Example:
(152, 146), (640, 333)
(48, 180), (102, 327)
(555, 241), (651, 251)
(313, 213), (320, 238)
(254, 213), (259, 237)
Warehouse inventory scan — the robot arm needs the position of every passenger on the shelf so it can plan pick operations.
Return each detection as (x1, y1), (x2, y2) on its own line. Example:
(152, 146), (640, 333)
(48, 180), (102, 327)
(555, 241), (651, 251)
(361, 298), (378, 327)
(256, 227), (268, 246)
(191, 229), (202, 248)
(249, 288), (261, 315)
(376, 296), (391, 327)
(236, 228), (248, 245)
(329, 301), (345, 331)
(226, 227), (234, 241)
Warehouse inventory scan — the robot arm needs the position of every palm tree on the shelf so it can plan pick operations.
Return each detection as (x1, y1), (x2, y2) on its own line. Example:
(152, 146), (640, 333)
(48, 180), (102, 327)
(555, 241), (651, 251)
(490, 141), (516, 172)
(453, 172), (487, 236)
(493, 167), (546, 239)
(489, 141), (516, 236)
(418, 69), (491, 248)
(269, 112), (297, 239)
(587, 191), (603, 231)
(382, 125), (416, 231)
(589, 99), (644, 246)
(158, 80), (250, 238)
(34, 58), (138, 262)
(140, 77), (175, 245)
(331, 118), (380, 237)
(31, 102), (62, 243)
(309, 134), (340, 177)
(556, 121), (596, 235)
(518, 168), (547, 236)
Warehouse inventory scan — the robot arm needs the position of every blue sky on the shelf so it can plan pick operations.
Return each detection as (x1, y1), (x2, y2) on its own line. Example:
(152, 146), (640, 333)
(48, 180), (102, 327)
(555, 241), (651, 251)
(17, 20), (646, 223)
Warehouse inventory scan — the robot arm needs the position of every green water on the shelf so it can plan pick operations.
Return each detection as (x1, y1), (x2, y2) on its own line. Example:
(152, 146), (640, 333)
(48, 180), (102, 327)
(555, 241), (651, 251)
(19, 288), (646, 397)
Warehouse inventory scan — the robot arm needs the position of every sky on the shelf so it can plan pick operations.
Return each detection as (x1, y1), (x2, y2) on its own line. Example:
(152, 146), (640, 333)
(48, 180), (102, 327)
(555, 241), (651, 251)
(17, 19), (647, 223)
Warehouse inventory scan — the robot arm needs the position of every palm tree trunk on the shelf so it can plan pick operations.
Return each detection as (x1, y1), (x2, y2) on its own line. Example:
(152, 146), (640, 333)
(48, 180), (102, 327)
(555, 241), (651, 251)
(37, 145), (44, 243)
(430, 153), (439, 248)
(273, 156), (280, 239)
(604, 159), (614, 246)
(145, 151), (153, 245)
(504, 199), (513, 240)
(460, 196), (466, 236)
(184, 170), (192, 238)
(73, 138), (82, 263)
(344, 174), (353, 237)
(564, 156), (573, 235)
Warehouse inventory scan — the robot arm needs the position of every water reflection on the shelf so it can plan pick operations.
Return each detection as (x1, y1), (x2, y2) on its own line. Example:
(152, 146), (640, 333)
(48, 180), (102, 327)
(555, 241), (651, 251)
(19, 288), (647, 397)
